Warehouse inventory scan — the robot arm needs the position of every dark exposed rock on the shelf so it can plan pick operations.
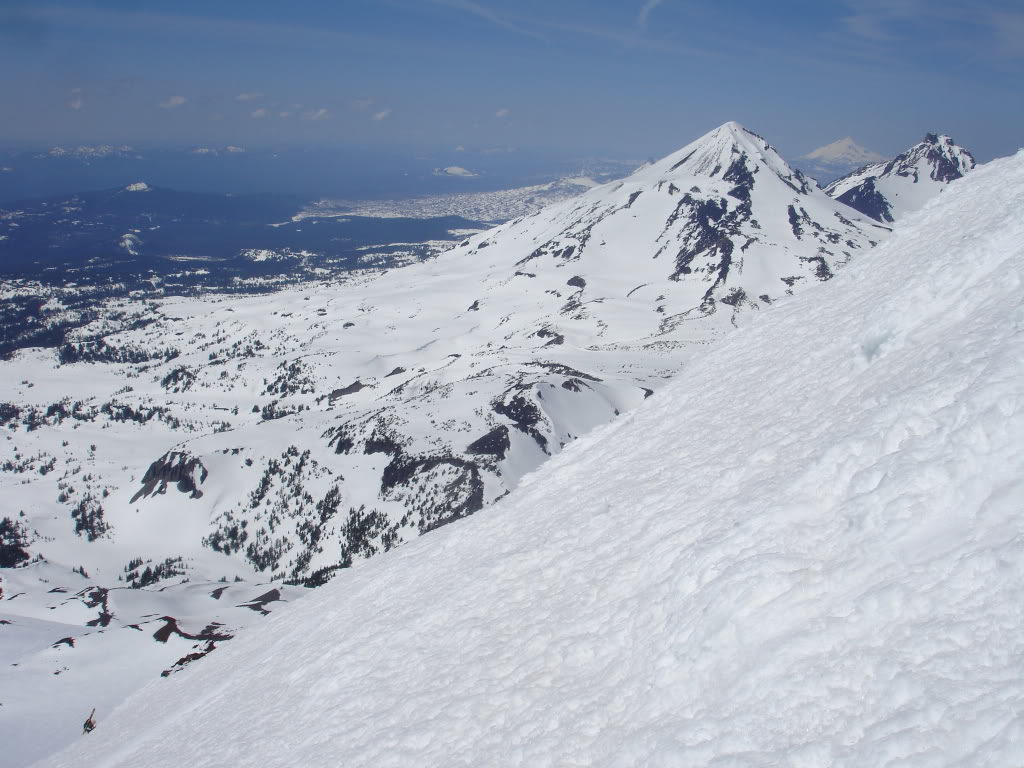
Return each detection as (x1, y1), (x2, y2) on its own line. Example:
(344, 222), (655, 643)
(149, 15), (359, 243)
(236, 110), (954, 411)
(80, 587), (114, 627)
(669, 192), (742, 300)
(723, 155), (756, 192)
(787, 204), (803, 238)
(525, 361), (602, 382)
(494, 392), (548, 452)
(466, 425), (511, 459)
(161, 641), (220, 677)
(329, 380), (366, 400)
(131, 451), (208, 502)
(720, 288), (748, 306)
(236, 589), (282, 615)
(669, 148), (698, 172)
(834, 178), (893, 223)
(800, 255), (834, 280)
(152, 618), (233, 681)
(364, 431), (403, 456)
(535, 327), (565, 346)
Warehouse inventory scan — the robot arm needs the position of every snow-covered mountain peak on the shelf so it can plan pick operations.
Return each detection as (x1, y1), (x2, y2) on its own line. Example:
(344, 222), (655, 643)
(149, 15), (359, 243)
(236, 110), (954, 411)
(640, 121), (808, 193)
(826, 133), (976, 222)
(873, 132), (975, 184)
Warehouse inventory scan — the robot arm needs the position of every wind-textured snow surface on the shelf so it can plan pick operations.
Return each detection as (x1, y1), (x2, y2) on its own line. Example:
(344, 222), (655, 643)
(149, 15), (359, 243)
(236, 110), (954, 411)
(37, 151), (1024, 767)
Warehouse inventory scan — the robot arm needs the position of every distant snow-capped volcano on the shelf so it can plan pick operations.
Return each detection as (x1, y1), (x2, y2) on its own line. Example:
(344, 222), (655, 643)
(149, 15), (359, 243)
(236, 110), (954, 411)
(797, 137), (885, 183)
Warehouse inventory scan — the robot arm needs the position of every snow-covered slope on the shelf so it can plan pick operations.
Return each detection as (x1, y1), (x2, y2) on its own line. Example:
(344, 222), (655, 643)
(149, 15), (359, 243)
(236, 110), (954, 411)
(797, 136), (885, 182)
(1, 565), (302, 768)
(3, 122), (886, 763)
(826, 133), (976, 222)
(38, 149), (1024, 768)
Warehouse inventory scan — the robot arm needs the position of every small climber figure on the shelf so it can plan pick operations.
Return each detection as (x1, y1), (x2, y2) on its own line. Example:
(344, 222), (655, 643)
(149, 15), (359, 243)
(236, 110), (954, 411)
(82, 708), (97, 735)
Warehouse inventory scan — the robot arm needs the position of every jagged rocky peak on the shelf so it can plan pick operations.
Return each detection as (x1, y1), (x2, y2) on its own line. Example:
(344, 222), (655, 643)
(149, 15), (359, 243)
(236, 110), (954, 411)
(825, 132), (976, 222)
(638, 121), (812, 195)
(914, 132), (976, 181)
(875, 132), (976, 183)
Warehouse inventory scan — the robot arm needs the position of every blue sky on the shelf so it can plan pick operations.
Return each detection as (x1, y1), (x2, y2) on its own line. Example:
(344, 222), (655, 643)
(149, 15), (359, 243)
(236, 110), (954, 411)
(1, 0), (1021, 160)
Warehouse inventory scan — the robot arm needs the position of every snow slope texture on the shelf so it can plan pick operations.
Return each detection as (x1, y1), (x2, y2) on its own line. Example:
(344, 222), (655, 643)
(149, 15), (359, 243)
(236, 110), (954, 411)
(37, 150), (1024, 767)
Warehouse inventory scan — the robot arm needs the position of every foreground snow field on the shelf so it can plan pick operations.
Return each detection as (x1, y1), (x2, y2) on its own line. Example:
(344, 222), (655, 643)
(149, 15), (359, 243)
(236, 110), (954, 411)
(36, 150), (1024, 767)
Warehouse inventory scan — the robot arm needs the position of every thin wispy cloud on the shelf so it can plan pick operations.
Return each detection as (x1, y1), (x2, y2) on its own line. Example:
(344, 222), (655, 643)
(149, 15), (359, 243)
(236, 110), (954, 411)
(352, 98), (374, 112)
(839, 0), (1024, 59)
(303, 108), (328, 120)
(840, 0), (921, 41)
(279, 111), (293, 119)
(68, 98), (83, 110)
(250, 107), (268, 119)
(159, 95), (186, 109)
(372, 108), (392, 121)
(989, 10), (1024, 58)
(636, 0), (665, 30)
(430, 0), (548, 43)
(495, 107), (510, 118)
(235, 92), (262, 102)
(533, 14), (702, 55)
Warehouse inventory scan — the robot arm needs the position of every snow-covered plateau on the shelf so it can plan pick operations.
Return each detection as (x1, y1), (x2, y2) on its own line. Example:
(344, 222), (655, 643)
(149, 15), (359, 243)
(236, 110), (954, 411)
(0, 121), (998, 765)
(34, 144), (1024, 768)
